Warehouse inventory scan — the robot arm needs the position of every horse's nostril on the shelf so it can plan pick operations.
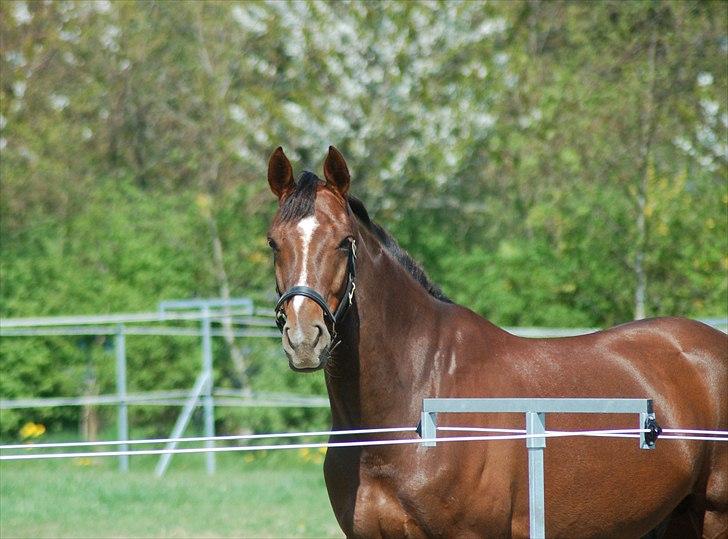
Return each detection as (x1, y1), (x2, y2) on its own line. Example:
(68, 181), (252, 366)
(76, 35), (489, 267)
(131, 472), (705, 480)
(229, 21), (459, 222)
(283, 322), (327, 352)
(313, 324), (323, 347)
(284, 326), (297, 350)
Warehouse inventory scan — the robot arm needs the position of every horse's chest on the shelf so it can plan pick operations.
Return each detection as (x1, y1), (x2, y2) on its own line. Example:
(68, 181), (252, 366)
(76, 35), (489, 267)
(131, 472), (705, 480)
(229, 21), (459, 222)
(328, 449), (513, 538)
(349, 476), (513, 538)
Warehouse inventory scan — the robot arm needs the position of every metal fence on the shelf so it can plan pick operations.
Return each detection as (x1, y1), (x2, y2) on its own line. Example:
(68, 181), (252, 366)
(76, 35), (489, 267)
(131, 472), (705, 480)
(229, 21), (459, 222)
(1, 298), (725, 475)
(0, 298), (299, 475)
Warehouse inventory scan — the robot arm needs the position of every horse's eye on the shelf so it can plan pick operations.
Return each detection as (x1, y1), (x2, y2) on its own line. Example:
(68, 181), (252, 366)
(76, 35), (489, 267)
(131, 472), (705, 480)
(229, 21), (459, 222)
(267, 238), (278, 251)
(337, 237), (352, 250)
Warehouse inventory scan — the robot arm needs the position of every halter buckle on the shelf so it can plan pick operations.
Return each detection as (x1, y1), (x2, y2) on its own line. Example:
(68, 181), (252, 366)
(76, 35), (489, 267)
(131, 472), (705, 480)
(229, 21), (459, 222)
(348, 281), (356, 305)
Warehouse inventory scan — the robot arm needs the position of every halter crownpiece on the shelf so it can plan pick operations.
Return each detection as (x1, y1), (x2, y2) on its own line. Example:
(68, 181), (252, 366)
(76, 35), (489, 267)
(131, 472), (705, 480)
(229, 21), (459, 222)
(275, 239), (357, 337)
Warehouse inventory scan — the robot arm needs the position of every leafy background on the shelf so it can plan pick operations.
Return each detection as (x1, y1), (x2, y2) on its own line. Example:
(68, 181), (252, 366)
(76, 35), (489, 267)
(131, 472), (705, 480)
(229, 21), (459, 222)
(1, 0), (726, 440)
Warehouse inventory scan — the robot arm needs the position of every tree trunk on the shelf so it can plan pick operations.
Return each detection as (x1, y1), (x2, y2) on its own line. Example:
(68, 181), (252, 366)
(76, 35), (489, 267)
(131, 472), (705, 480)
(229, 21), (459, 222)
(193, 9), (250, 391)
(80, 363), (99, 443)
(203, 194), (250, 391)
(634, 186), (647, 320)
(634, 25), (658, 320)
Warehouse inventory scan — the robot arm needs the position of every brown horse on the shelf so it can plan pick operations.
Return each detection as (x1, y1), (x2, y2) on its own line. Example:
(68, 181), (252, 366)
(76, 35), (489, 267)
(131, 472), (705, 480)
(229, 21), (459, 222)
(265, 146), (727, 538)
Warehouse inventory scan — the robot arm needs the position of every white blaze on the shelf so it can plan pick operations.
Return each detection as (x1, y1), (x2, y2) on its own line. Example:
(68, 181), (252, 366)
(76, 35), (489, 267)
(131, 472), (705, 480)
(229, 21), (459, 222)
(292, 216), (318, 313)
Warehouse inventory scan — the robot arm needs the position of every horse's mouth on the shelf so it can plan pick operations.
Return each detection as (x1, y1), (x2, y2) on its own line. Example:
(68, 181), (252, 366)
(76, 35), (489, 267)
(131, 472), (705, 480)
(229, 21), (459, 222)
(288, 363), (325, 373)
(287, 347), (330, 372)
(288, 358), (328, 372)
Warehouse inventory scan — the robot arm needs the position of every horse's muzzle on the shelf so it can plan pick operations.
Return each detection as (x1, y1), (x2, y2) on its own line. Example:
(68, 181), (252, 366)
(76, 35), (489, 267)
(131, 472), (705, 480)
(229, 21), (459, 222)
(282, 320), (331, 371)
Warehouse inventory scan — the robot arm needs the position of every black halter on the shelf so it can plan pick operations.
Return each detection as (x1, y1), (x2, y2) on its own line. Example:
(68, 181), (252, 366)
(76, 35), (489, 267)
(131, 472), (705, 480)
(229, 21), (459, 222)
(275, 240), (357, 337)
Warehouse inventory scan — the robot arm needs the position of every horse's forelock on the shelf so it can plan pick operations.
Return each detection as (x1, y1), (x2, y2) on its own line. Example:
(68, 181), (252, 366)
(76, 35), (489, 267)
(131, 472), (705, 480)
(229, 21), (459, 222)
(278, 171), (321, 222)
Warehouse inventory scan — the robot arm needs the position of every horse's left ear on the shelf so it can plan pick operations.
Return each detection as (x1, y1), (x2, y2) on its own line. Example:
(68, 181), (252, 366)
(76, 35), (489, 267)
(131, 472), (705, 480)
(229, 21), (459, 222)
(323, 146), (350, 196)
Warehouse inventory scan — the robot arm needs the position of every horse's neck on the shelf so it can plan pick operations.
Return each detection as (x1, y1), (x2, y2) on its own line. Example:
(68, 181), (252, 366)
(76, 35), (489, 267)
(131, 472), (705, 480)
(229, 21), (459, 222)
(325, 227), (442, 429)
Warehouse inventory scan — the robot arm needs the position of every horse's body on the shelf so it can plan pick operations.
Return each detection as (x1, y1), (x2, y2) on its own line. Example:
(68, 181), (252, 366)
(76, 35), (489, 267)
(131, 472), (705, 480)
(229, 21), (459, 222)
(266, 147), (728, 538)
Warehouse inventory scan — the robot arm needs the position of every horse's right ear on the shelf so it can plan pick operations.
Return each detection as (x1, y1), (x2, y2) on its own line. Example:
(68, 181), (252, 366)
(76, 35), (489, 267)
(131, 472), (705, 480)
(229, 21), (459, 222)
(323, 145), (350, 196)
(267, 147), (294, 199)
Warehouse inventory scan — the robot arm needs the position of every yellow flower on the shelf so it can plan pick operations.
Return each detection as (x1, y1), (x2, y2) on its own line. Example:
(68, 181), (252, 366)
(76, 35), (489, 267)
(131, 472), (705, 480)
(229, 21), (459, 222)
(195, 193), (212, 218)
(248, 252), (267, 265)
(19, 422), (46, 439)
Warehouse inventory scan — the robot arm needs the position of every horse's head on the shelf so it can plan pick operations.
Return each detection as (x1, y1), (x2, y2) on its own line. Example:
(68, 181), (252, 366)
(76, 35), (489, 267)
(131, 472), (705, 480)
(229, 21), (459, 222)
(266, 146), (356, 372)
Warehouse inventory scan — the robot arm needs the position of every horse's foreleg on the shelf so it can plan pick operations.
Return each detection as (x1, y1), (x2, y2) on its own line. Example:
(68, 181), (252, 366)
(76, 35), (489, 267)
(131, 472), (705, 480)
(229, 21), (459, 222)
(702, 445), (728, 539)
(702, 510), (727, 539)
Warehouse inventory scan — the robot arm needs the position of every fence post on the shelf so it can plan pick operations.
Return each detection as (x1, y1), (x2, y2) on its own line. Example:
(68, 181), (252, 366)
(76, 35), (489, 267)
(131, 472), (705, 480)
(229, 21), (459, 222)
(201, 306), (216, 474)
(526, 411), (546, 539)
(420, 409), (437, 447)
(154, 371), (209, 477)
(115, 325), (129, 472)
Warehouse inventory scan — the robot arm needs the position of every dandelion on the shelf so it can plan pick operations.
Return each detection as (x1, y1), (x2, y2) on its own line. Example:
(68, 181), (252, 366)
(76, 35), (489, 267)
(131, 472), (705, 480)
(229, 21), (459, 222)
(19, 422), (46, 440)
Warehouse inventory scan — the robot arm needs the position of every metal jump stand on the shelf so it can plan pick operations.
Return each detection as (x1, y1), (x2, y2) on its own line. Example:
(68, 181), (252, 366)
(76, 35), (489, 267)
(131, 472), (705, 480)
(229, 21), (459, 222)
(154, 298), (253, 476)
(420, 397), (657, 539)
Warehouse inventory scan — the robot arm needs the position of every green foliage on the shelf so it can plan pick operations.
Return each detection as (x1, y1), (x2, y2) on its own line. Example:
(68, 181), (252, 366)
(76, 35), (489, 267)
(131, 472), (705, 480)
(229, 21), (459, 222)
(1, 1), (725, 439)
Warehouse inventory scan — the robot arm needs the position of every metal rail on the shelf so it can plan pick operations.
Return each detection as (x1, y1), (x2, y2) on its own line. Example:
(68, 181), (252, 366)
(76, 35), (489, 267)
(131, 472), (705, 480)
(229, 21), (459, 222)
(0, 390), (329, 410)
(0, 325), (280, 338)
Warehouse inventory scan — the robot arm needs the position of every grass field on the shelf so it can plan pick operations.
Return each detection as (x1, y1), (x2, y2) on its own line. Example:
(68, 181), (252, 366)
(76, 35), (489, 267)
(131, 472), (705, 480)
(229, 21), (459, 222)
(0, 449), (344, 538)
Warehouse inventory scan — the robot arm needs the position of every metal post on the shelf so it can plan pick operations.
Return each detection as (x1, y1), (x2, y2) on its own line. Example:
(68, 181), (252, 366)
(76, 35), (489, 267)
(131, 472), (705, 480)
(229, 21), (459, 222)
(201, 306), (216, 473)
(154, 371), (209, 477)
(526, 412), (546, 539)
(639, 398), (656, 449)
(115, 325), (129, 472)
(421, 411), (437, 447)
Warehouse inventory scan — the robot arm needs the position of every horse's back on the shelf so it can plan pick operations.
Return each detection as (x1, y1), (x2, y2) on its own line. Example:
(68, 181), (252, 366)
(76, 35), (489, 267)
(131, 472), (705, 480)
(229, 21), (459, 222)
(438, 313), (728, 537)
(497, 316), (726, 414)
(511, 316), (728, 538)
(546, 316), (727, 425)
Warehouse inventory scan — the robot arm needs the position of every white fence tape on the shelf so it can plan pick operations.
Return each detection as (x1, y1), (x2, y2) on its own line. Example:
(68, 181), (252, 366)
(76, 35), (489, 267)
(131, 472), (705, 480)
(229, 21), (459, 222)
(1, 427), (725, 462)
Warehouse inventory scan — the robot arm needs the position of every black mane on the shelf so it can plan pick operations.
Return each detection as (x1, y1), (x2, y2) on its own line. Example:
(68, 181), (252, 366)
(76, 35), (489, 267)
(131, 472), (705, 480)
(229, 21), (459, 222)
(347, 197), (451, 303)
(278, 171), (451, 303)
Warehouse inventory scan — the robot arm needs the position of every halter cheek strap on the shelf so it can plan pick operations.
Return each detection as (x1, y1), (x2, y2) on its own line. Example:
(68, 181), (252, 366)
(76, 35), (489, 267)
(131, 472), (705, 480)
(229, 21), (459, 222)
(274, 240), (357, 336)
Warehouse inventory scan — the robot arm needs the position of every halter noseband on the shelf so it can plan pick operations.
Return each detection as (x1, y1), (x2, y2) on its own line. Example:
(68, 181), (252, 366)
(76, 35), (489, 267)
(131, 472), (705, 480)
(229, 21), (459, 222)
(274, 240), (357, 337)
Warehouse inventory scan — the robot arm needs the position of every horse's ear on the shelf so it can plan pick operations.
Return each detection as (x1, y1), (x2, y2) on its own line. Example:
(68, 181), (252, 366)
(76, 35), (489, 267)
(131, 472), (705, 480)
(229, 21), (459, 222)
(267, 146), (294, 199)
(323, 145), (350, 196)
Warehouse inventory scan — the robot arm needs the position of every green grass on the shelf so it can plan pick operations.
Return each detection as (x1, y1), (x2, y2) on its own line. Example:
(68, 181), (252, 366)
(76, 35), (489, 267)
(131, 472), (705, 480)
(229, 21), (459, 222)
(0, 449), (343, 538)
